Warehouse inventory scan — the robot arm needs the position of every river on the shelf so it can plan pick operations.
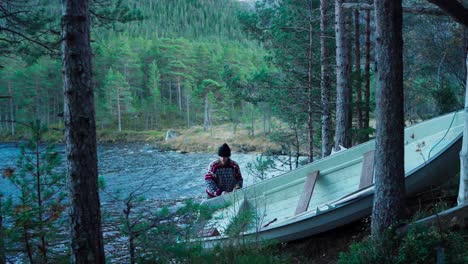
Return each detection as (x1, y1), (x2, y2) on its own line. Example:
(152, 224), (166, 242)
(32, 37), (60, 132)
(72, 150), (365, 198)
(0, 142), (283, 202)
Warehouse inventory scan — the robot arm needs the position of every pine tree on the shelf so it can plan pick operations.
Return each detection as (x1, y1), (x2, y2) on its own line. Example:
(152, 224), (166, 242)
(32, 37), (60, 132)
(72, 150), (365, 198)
(103, 68), (134, 132)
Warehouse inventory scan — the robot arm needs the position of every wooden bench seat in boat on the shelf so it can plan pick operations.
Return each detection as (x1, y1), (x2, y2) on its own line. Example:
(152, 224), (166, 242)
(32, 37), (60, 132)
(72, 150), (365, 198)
(359, 150), (375, 189)
(332, 150), (375, 205)
(295, 170), (320, 215)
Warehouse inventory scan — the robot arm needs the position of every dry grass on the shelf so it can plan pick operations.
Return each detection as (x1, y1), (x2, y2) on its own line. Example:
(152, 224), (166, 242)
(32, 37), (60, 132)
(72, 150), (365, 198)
(158, 124), (280, 154)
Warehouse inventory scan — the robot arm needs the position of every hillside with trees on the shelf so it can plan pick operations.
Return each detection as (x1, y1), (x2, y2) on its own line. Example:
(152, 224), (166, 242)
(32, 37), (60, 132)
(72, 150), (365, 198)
(0, 0), (270, 142)
(1, 0), (468, 263)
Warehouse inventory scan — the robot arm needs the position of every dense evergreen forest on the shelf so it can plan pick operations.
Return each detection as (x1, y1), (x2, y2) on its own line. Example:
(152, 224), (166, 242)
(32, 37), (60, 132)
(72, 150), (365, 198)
(1, 0), (468, 263)
(0, 0), (465, 161)
(0, 0), (268, 136)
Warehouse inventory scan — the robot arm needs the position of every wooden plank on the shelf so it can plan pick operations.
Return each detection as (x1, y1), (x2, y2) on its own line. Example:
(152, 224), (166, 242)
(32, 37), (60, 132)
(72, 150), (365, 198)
(359, 150), (375, 189)
(295, 171), (320, 215)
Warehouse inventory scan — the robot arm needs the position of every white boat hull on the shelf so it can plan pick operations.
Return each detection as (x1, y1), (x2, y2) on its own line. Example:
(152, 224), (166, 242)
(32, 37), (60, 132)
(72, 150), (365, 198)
(198, 111), (464, 248)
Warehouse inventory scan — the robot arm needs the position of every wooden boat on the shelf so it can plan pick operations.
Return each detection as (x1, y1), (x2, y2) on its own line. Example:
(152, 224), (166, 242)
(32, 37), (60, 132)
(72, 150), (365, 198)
(196, 110), (464, 248)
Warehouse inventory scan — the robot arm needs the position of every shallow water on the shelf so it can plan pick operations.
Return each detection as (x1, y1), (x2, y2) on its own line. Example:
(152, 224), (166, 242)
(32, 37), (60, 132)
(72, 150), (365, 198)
(0, 142), (281, 201)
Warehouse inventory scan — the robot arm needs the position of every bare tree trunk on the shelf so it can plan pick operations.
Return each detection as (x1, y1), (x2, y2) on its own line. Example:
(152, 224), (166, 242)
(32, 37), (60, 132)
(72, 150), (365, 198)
(371, 0), (405, 239)
(35, 78), (40, 121)
(307, 13), (314, 163)
(463, 26), (467, 88)
(458, 53), (468, 205)
(363, 7), (371, 141)
(4, 113), (8, 131)
(169, 81), (173, 105)
(23, 224), (34, 264)
(117, 88), (122, 132)
(186, 92), (190, 128)
(35, 141), (48, 263)
(7, 83), (14, 136)
(334, 0), (352, 149)
(0, 195), (5, 264)
(251, 106), (255, 137)
(203, 94), (209, 132)
(320, 0), (333, 157)
(61, 0), (106, 262)
(177, 76), (182, 113)
(354, 9), (363, 131)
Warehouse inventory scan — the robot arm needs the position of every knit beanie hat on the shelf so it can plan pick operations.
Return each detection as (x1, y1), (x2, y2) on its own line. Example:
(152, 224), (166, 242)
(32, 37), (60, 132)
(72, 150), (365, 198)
(218, 143), (231, 157)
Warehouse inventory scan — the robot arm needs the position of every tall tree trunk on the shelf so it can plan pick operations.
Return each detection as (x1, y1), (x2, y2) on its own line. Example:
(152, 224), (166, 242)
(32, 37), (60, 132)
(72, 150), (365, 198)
(251, 105), (255, 137)
(186, 92), (190, 128)
(4, 113), (8, 131)
(203, 94), (209, 132)
(354, 9), (363, 131)
(334, 0), (352, 150)
(371, 0), (405, 239)
(320, 0), (333, 157)
(363, 7), (371, 141)
(169, 81), (173, 105)
(35, 78), (40, 121)
(7, 83), (14, 136)
(346, 7), (353, 141)
(61, 0), (106, 262)
(458, 53), (468, 205)
(0, 195), (5, 264)
(307, 14), (314, 163)
(35, 141), (47, 263)
(117, 88), (122, 132)
(23, 223), (34, 264)
(463, 26), (467, 89)
(177, 76), (182, 113)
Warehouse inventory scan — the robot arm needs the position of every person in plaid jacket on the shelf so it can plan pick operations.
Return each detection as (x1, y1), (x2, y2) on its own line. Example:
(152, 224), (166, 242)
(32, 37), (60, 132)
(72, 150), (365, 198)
(205, 143), (243, 198)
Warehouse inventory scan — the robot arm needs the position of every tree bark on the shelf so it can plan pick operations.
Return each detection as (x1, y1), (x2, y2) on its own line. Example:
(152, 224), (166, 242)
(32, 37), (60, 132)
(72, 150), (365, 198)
(363, 7), (371, 141)
(186, 92), (190, 128)
(320, 0), (333, 157)
(61, 0), (105, 262)
(35, 141), (47, 263)
(307, 11), (314, 163)
(0, 195), (5, 264)
(334, 0), (352, 149)
(177, 76), (182, 113)
(463, 24), (467, 87)
(7, 82), (14, 136)
(458, 53), (468, 205)
(354, 9), (363, 131)
(371, 0), (405, 238)
(203, 94), (209, 132)
(117, 88), (122, 132)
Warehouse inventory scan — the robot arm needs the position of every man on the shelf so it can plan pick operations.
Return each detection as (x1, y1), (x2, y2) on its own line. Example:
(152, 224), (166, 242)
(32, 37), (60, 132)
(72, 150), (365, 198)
(205, 143), (243, 198)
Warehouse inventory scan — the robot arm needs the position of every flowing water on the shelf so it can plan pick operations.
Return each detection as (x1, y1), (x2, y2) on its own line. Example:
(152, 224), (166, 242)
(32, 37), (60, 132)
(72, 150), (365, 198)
(0, 142), (277, 202)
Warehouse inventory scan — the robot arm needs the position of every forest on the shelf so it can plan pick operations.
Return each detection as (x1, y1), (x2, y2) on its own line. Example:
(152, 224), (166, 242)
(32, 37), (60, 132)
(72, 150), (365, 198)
(0, 0), (467, 263)
(0, 0), (465, 162)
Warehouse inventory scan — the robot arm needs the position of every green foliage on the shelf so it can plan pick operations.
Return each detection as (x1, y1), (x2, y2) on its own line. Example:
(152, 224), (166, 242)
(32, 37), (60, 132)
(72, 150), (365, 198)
(246, 154), (275, 181)
(338, 226), (468, 264)
(2, 121), (67, 263)
(225, 208), (255, 237)
(431, 81), (460, 115)
(397, 225), (467, 264)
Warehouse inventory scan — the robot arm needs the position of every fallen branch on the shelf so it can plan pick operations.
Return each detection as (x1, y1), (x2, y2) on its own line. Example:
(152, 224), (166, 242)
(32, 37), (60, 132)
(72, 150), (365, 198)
(397, 203), (468, 236)
(342, 3), (446, 16)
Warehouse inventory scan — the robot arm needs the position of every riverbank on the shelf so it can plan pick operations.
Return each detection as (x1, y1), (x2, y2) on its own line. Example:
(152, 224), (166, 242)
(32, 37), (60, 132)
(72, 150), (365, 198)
(0, 124), (281, 154)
